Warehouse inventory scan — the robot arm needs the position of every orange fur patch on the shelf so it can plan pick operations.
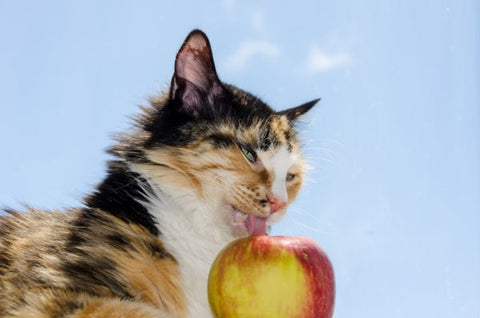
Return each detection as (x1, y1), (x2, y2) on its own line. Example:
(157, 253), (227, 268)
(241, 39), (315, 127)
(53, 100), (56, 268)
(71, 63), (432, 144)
(117, 250), (186, 317)
(70, 298), (168, 318)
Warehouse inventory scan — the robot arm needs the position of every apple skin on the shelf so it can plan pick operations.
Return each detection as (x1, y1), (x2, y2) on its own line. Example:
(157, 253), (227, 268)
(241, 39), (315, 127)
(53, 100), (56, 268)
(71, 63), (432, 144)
(208, 236), (335, 318)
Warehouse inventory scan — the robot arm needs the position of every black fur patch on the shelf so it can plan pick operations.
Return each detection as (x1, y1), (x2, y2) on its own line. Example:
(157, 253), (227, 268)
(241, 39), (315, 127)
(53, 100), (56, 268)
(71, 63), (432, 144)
(143, 85), (277, 148)
(106, 233), (132, 251)
(61, 258), (131, 299)
(209, 134), (234, 148)
(85, 161), (159, 237)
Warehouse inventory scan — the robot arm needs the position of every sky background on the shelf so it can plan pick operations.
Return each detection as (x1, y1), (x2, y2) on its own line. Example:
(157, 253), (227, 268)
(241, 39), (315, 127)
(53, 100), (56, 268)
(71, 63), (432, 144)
(0, 1), (479, 317)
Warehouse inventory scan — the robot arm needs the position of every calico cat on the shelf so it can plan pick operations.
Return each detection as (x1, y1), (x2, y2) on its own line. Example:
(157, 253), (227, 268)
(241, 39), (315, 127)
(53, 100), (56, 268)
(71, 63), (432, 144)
(0, 30), (318, 317)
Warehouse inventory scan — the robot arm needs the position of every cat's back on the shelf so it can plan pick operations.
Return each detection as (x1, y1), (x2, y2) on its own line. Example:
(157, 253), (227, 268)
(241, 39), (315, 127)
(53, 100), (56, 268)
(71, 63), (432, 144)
(0, 209), (72, 276)
(0, 208), (186, 317)
(0, 209), (75, 315)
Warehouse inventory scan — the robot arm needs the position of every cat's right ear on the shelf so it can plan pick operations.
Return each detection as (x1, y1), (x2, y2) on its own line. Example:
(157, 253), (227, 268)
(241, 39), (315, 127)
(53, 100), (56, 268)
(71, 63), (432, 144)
(277, 98), (320, 121)
(169, 30), (224, 117)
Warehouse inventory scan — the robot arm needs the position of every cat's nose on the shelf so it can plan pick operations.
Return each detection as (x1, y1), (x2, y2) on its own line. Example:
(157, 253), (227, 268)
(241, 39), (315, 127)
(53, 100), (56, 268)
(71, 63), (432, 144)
(267, 194), (286, 214)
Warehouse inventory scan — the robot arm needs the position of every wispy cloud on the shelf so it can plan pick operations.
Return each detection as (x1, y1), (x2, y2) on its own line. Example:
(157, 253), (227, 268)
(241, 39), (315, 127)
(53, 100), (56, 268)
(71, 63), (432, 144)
(225, 40), (280, 71)
(306, 46), (352, 73)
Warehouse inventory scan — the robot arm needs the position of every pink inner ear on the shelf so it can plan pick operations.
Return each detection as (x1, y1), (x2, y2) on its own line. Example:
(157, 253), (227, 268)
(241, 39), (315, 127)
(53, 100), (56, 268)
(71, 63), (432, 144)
(175, 34), (215, 93)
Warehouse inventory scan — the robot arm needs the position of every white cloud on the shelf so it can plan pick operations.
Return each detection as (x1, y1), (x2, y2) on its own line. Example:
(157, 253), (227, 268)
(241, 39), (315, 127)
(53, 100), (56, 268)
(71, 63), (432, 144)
(306, 46), (352, 73)
(225, 41), (280, 71)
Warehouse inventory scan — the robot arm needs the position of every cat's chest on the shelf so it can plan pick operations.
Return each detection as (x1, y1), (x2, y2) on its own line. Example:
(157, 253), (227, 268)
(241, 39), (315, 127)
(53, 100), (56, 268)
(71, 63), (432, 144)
(147, 198), (235, 318)
(167, 236), (223, 318)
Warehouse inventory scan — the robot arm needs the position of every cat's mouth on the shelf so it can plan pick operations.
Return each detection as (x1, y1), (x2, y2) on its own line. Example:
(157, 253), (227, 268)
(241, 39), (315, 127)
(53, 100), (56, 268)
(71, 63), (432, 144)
(227, 205), (267, 237)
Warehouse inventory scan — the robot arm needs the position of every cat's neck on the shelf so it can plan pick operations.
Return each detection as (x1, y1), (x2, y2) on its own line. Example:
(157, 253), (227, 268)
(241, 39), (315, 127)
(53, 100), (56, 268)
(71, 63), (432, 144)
(132, 162), (235, 317)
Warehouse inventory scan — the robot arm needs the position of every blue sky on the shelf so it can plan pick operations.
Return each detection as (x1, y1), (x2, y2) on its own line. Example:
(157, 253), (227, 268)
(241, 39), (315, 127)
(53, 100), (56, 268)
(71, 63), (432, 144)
(0, 1), (479, 317)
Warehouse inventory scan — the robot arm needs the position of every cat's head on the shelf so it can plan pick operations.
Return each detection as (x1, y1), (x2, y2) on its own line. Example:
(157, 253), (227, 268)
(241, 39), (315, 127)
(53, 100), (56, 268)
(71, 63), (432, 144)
(114, 30), (318, 237)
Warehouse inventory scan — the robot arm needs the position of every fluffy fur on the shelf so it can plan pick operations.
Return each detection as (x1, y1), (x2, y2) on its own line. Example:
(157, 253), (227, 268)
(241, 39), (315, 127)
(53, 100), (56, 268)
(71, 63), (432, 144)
(0, 30), (318, 317)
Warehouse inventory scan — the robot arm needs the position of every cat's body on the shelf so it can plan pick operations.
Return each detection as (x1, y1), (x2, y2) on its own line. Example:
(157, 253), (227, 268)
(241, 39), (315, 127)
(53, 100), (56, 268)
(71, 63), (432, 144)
(0, 30), (317, 317)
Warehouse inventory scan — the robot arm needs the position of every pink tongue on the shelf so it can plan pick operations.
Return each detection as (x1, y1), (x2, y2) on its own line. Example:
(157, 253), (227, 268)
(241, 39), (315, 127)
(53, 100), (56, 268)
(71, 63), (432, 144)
(245, 214), (267, 236)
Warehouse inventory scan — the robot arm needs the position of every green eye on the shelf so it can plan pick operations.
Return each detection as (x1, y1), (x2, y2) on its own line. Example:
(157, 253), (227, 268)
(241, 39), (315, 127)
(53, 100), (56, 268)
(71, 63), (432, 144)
(286, 173), (295, 181)
(240, 145), (257, 163)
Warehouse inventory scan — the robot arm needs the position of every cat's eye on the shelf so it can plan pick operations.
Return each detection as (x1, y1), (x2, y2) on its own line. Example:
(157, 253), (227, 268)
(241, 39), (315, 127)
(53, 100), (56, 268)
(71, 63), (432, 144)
(239, 145), (257, 163)
(286, 173), (295, 181)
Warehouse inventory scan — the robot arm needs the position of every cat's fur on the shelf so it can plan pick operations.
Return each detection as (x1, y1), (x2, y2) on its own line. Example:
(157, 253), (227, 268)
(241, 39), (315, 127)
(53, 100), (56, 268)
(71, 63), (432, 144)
(0, 30), (318, 317)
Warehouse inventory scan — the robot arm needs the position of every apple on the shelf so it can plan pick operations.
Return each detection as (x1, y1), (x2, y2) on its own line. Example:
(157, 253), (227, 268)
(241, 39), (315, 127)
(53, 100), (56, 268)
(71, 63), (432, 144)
(208, 236), (335, 318)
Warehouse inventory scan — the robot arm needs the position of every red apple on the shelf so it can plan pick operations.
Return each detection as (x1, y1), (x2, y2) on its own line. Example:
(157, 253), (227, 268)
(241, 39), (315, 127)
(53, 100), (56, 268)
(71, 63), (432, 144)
(208, 236), (335, 318)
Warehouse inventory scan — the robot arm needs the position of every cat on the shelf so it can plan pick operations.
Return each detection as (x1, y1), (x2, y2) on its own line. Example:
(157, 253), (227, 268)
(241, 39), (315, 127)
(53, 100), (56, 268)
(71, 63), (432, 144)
(0, 30), (318, 318)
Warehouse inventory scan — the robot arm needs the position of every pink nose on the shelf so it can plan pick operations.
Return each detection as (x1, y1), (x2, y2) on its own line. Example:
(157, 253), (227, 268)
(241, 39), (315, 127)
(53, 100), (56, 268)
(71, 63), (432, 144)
(267, 194), (287, 214)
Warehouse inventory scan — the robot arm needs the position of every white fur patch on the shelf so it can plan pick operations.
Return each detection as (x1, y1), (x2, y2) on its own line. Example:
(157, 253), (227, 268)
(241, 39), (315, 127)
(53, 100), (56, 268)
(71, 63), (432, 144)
(131, 164), (235, 318)
(257, 146), (296, 202)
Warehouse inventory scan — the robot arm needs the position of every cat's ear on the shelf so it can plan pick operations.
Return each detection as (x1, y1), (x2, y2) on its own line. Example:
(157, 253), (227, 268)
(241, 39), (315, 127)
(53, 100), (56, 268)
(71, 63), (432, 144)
(170, 30), (224, 117)
(277, 98), (320, 121)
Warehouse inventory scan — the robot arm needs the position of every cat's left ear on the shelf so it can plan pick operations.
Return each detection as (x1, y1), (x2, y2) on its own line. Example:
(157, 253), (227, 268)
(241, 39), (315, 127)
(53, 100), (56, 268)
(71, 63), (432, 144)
(277, 98), (320, 121)
(170, 30), (224, 117)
